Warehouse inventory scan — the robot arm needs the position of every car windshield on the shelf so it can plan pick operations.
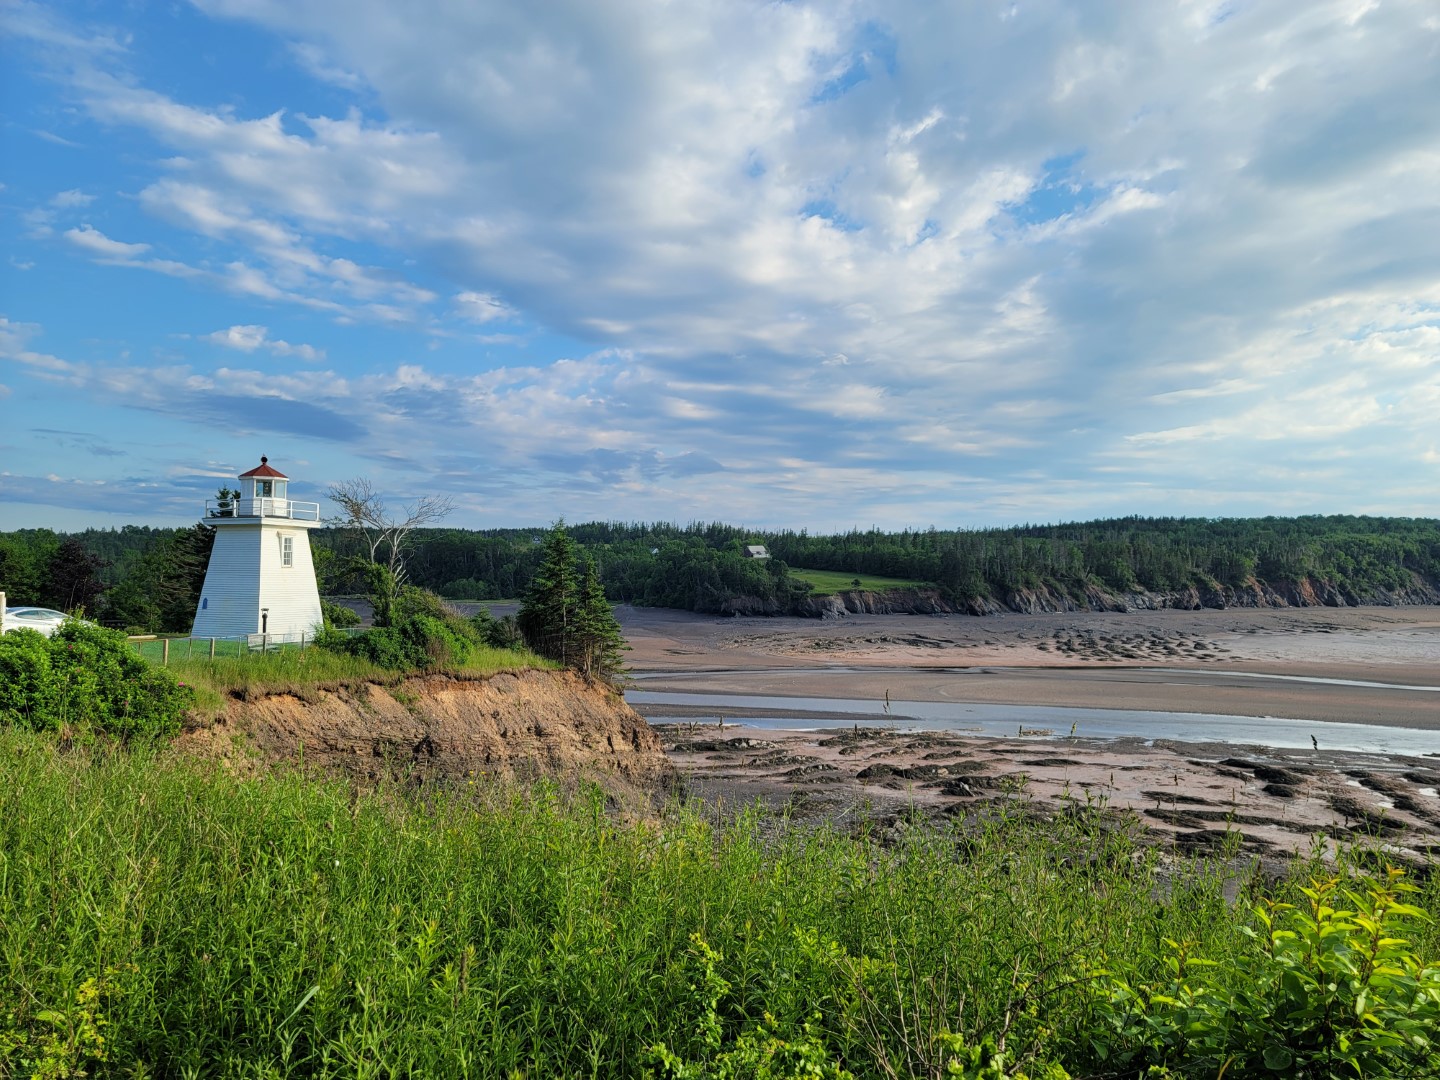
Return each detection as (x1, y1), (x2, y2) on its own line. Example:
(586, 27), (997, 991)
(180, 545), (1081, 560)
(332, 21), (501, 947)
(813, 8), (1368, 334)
(6, 608), (67, 620)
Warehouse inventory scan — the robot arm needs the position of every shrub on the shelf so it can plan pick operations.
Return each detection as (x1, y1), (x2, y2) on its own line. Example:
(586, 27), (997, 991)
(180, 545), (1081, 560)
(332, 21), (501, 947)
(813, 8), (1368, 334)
(471, 607), (524, 650)
(317, 587), (487, 671)
(0, 621), (190, 739)
(1086, 867), (1440, 1078)
(321, 600), (361, 628)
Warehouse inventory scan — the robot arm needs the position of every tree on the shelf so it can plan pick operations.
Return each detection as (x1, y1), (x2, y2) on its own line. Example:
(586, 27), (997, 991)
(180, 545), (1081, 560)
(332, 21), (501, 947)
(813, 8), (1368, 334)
(574, 556), (627, 681)
(326, 477), (455, 622)
(43, 538), (108, 614)
(517, 521), (581, 667)
(102, 525), (214, 633)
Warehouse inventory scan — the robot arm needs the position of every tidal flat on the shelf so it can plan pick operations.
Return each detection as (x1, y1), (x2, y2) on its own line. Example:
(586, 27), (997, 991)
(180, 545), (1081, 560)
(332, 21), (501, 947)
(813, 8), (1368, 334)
(620, 604), (1440, 859)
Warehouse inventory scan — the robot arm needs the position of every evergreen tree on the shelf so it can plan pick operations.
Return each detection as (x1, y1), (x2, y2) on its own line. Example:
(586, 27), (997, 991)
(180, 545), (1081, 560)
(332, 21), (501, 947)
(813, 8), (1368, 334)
(104, 525), (215, 632)
(517, 521), (581, 666)
(574, 556), (627, 681)
(42, 537), (108, 614)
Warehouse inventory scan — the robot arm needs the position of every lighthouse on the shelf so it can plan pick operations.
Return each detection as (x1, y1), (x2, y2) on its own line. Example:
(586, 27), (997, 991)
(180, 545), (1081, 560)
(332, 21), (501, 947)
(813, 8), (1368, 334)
(191, 457), (324, 641)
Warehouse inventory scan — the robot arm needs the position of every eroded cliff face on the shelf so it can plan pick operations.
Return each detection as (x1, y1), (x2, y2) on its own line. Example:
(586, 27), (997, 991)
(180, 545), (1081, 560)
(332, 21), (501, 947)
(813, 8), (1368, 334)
(786, 573), (1440, 619)
(202, 669), (674, 799)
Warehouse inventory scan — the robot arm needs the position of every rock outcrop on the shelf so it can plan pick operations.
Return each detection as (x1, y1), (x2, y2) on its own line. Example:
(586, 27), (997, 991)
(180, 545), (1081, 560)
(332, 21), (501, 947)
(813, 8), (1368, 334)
(787, 573), (1440, 619)
(202, 669), (675, 800)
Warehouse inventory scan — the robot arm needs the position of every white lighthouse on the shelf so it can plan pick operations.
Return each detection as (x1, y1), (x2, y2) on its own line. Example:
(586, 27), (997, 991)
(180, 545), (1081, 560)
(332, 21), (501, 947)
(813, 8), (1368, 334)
(191, 457), (324, 642)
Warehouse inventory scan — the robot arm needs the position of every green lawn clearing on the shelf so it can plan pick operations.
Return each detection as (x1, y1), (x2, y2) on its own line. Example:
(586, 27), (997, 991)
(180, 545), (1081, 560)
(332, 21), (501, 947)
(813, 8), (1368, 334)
(790, 568), (929, 595)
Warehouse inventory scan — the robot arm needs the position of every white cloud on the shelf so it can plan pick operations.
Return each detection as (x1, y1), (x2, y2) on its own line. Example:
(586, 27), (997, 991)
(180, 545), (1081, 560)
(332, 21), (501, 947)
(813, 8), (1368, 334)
(51, 189), (94, 208)
(6, 1), (1440, 524)
(64, 224), (151, 260)
(204, 324), (326, 361)
(454, 291), (512, 324)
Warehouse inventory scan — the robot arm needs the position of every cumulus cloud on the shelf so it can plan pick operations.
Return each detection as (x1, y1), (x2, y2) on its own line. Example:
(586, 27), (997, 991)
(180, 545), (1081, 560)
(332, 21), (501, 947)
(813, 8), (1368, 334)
(5, 0), (1440, 524)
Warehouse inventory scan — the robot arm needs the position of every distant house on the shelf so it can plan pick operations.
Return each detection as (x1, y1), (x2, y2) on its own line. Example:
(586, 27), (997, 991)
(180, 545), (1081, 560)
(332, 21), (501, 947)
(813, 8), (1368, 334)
(742, 544), (770, 560)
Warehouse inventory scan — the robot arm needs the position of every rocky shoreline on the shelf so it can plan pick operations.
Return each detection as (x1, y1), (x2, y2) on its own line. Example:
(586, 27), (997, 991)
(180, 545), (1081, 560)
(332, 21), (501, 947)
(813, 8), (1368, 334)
(715, 575), (1440, 619)
(646, 718), (1440, 862)
(623, 604), (1440, 860)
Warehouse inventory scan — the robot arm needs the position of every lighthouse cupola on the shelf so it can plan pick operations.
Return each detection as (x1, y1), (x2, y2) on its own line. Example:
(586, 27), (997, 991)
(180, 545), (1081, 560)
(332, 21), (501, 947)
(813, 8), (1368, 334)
(192, 456), (324, 642)
(239, 455), (288, 508)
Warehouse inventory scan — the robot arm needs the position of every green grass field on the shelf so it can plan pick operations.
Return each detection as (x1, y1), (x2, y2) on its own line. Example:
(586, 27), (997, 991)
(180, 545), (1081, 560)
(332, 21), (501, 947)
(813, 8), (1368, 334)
(2, 728), (1434, 1078)
(790, 567), (928, 595)
(126, 635), (547, 721)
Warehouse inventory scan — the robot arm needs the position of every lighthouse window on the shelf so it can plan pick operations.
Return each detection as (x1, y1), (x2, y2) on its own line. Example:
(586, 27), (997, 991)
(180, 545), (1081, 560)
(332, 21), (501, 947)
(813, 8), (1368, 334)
(256, 480), (273, 498)
(281, 536), (294, 567)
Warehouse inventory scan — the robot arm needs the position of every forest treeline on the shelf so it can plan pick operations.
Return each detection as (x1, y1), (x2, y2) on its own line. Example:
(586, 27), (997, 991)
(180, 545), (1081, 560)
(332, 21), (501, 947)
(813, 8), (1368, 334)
(3, 514), (1439, 632)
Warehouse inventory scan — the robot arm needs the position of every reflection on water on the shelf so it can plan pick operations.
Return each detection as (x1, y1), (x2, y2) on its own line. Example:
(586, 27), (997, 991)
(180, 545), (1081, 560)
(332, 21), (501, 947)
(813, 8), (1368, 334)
(625, 690), (1440, 757)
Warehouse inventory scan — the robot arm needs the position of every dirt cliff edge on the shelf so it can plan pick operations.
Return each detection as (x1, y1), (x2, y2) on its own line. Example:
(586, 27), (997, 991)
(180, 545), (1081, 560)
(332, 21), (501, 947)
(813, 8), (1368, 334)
(204, 669), (675, 799)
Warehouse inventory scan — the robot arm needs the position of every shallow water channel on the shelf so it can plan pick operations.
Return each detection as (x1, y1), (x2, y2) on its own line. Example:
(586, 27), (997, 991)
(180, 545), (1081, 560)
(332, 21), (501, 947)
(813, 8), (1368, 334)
(626, 688), (1440, 757)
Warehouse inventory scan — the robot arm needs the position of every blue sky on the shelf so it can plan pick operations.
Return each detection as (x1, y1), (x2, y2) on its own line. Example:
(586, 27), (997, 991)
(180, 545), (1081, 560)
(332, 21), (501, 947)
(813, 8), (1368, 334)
(2, 0), (1438, 531)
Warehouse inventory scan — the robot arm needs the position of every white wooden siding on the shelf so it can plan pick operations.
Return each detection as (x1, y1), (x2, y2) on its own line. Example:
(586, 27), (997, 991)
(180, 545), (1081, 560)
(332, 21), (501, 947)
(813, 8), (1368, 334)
(191, 522), (323, 639)
(192, 527), (263, 637)
(256, 525), (323, 637)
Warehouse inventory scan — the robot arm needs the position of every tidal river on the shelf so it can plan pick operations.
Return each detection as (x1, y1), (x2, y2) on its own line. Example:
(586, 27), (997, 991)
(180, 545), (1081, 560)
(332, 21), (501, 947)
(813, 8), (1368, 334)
(626, 666), (1440, 757)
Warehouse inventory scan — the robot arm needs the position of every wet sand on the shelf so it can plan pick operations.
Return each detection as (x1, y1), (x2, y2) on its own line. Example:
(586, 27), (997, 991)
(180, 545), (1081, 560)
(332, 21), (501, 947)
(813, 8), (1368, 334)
(618, 605), (1440, 856)
(621, 605), (1440, 728)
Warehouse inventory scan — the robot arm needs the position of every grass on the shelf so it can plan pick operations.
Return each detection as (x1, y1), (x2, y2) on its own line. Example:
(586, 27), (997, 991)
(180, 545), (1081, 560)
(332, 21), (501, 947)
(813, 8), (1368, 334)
(129, 635), (296, 663)
(3, 727), (1431, 1077)
(142, 642), (552, 722)
(790, 568), (929, 596)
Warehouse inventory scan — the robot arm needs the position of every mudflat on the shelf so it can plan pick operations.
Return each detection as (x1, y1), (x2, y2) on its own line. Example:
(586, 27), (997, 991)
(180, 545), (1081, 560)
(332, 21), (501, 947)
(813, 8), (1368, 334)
(618, 604), (1440, 857)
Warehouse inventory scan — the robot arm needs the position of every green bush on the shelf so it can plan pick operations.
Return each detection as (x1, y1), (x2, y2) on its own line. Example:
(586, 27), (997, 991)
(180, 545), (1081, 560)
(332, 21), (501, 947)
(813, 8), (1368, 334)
(471, 606), (524, 650)
(317, 587), (486, 671)
(320, 600), (361, 628)
(1087, 867), (1440, 1077)
(0, 621), (190, 738)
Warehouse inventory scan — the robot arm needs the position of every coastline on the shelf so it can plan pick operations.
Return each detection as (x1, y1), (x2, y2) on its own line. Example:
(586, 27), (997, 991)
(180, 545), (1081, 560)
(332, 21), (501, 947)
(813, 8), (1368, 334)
(618, 604), (1440, 856)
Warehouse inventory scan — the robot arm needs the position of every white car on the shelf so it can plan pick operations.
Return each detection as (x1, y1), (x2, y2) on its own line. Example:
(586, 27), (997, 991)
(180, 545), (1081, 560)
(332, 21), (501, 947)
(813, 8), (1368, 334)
(2, 607), (75, 636)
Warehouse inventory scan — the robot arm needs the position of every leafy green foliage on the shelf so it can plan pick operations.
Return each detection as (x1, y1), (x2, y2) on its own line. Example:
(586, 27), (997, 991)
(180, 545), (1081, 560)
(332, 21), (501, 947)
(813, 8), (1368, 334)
(102, 524), (214, 633)
(1, 732), (1436, 1077)
(645, 935), (854, 1080)
(1087, 867), (1440, 1077)
(42, 537), (109, 614)
(0, 621), (191, 738)
(315, 586), (487, 671)
(9, 513), (1437, 618)
(469, 605), (524, 650)
(320, 599), (361, 628)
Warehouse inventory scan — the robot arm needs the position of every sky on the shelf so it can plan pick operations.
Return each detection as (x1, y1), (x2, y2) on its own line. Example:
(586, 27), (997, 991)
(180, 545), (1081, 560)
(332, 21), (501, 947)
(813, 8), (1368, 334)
(2, 0), (1438, 533)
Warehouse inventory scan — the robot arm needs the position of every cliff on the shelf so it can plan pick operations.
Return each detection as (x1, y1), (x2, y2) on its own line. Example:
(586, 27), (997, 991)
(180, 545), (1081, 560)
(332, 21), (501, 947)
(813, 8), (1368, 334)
(194, 669), (675, 800)
(786, 573), (1440, 619)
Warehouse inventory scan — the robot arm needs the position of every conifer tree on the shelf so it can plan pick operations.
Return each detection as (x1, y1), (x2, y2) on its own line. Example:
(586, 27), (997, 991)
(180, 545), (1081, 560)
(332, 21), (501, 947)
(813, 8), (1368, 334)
(575, 556), (627, 681)
(517, 521), (581, 666)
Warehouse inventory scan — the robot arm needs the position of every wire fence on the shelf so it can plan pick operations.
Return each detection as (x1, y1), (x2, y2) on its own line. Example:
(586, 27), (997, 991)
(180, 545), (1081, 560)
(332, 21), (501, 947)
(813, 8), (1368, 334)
(128, 628), (366, 665)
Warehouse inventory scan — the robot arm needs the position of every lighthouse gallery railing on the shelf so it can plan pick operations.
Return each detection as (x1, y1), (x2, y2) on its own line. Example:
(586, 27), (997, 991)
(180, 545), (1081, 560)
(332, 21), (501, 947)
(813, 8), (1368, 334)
(205, 498), (321, 521)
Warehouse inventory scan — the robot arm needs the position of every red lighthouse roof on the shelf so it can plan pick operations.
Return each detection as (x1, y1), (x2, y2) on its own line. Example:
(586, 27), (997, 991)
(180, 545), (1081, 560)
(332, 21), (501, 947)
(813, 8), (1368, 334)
(238, 455), (288, 479)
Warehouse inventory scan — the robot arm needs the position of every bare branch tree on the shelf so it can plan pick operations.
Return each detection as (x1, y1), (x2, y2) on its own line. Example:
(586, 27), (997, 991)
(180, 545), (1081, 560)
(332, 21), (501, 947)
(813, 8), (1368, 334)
(326, 478), (455, 590)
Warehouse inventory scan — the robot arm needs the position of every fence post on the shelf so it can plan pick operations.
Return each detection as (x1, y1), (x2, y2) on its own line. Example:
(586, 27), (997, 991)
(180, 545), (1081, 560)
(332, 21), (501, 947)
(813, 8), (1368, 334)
(186, 638), (194, 660)
(162, 638), (169, 666)
(210, 637), (216, 660)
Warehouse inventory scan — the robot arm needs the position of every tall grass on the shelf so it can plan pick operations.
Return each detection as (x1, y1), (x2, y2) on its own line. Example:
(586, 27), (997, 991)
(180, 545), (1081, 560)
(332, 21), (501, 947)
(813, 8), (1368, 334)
(5, 729), (1430, 1077)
